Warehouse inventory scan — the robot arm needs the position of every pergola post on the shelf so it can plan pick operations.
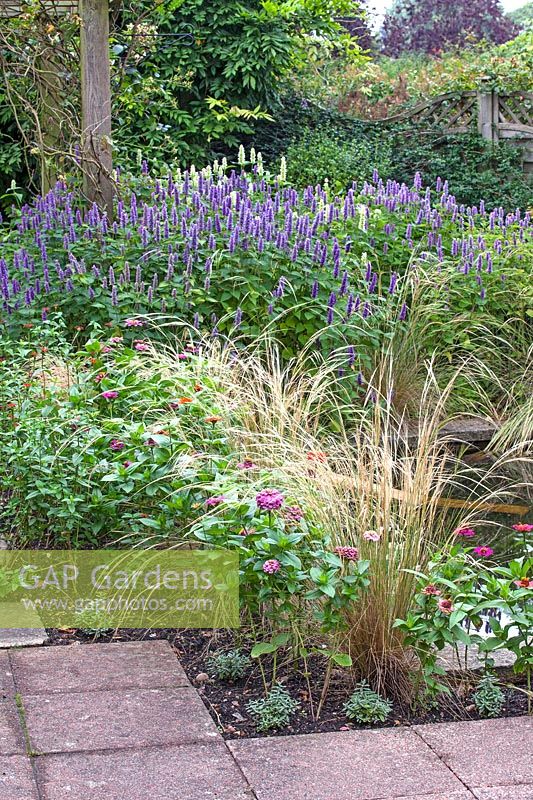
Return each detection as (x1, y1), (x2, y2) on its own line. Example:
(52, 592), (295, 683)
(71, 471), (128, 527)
(79, 0), (114, 217)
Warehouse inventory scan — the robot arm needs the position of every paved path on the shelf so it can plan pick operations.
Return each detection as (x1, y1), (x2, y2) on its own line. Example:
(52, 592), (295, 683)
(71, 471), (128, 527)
(0, 642), (531, 799)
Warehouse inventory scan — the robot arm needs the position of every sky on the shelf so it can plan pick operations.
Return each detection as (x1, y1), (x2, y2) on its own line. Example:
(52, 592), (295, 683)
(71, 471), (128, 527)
(368, 0), (527, 27)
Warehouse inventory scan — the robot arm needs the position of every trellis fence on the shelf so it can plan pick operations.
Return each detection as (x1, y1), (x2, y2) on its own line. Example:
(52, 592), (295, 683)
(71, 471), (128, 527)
(386, 89), (533, 182)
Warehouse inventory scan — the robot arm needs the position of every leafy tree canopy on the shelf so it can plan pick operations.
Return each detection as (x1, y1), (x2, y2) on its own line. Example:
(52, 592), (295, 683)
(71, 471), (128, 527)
(509, 1), (533, 31)
(381, 0), (519, 56)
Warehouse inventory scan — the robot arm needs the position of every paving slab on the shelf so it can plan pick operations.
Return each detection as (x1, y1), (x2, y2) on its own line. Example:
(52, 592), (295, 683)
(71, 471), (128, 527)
(415, 716), (533, 788)
(229, 728), (466, 800)
(380, 795), (474, 800)
(0, 603), (48, 648)
(0, 701), (25, 755)
(35, 743), (252, 800)
(0, 755), (38, 800)
(10, 640), (188, 694)
(438, 642), (515, 671)
(0, 654), (14, 700)
(0, 629), (48, 649)
(472, 788), (533, 800)
(23, 687), (219, 754)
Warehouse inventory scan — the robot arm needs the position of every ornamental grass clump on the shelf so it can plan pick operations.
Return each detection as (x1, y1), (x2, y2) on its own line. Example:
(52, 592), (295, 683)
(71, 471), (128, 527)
(122, 328), (533, 704)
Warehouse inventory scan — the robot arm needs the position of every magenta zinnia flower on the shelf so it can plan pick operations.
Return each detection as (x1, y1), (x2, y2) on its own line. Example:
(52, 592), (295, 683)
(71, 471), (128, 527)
(109, 439), (124, 451)
(438, 598), (453, 614)
(422, 584), (441, 596)
(206, 495), (226, 508)
(284, 506), (304, 524)
(256, 488), (284, 511)
(101, 390), (119, 400)
(262, 559), (281, 574)
(512, 523), (533, 533)
(134, 341), (150, 351)
(124, 318), (144, 327)
(454, 526), (476, 538)
(237, 459), (257, 470)
(334, 546), (359, 561)
(473, 546), (494, 557)
(514, 577), (533, 588)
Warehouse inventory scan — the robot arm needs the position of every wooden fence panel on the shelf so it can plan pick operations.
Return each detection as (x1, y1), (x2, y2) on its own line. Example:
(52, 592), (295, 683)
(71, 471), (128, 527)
(385, 91), (533, 182)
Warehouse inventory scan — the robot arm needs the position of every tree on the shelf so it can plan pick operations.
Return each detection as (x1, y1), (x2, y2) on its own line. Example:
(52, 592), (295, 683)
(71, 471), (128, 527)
(509, 2), (533, 31)
(381, 0), (519, 56)
(113, 0), (363, 168)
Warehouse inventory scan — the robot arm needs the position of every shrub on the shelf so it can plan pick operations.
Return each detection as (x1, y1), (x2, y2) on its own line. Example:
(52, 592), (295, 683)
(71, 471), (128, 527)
(207, 649), (251, 682)
(386, 128), (533, 210)
(343, 680), (392, 723)
(473, 674), (505, 718)
(284, 128), (392, 192)
(247, 683), (300, 732)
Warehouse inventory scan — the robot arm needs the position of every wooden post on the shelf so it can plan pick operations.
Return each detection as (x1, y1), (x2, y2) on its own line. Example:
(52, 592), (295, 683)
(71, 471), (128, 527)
(477, 90), (495, 143)
(79, 0), (114, 216)
(39, 38), (63, 195)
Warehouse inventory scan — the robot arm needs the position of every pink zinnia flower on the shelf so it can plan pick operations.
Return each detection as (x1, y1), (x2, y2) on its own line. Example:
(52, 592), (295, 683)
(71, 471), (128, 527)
(124, 318), (144, 327)
(455, 526), (476, 538)
(206, 495), (226, 508)
(134, 341), (150, 351)
(256, 488), (284, 511)
(237, 459), (257, 470)
(108, 336), (123, 345)
(363, 530), (381, 542)
(109, 439), (125, 451)
(514, 577), (533, 588)
(512, 523), (533, 533)
(473, 546), (494, 558)
(101, 390), (119, 400)
(284, 506), (304, 524)
(438, 598), (453, 614)
(334, 546), (359, 561)
(422, 584), (441, 596)
(262, 559), (281, 574)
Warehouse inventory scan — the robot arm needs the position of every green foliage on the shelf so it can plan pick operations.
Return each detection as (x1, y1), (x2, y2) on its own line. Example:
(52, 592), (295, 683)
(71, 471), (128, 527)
(386, 128), (533, 210)
(247, 683), (300, 731)
(0, 323), (231, 548)
(207, 649), (251, 681)
(112, 0), (362, 168)
(253, 96), (532, 208)
(284, 127), (391, 192)
(343, 680), (392, 723)
(293, 33), (533, 119)
(0, 91), (27, 207)
(74, 607), (113, 638)
(509, 2), (533, 31)
(473, 674), (505, 718)
(395, 529), (533, 707)
(250, 93), (376, 162)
